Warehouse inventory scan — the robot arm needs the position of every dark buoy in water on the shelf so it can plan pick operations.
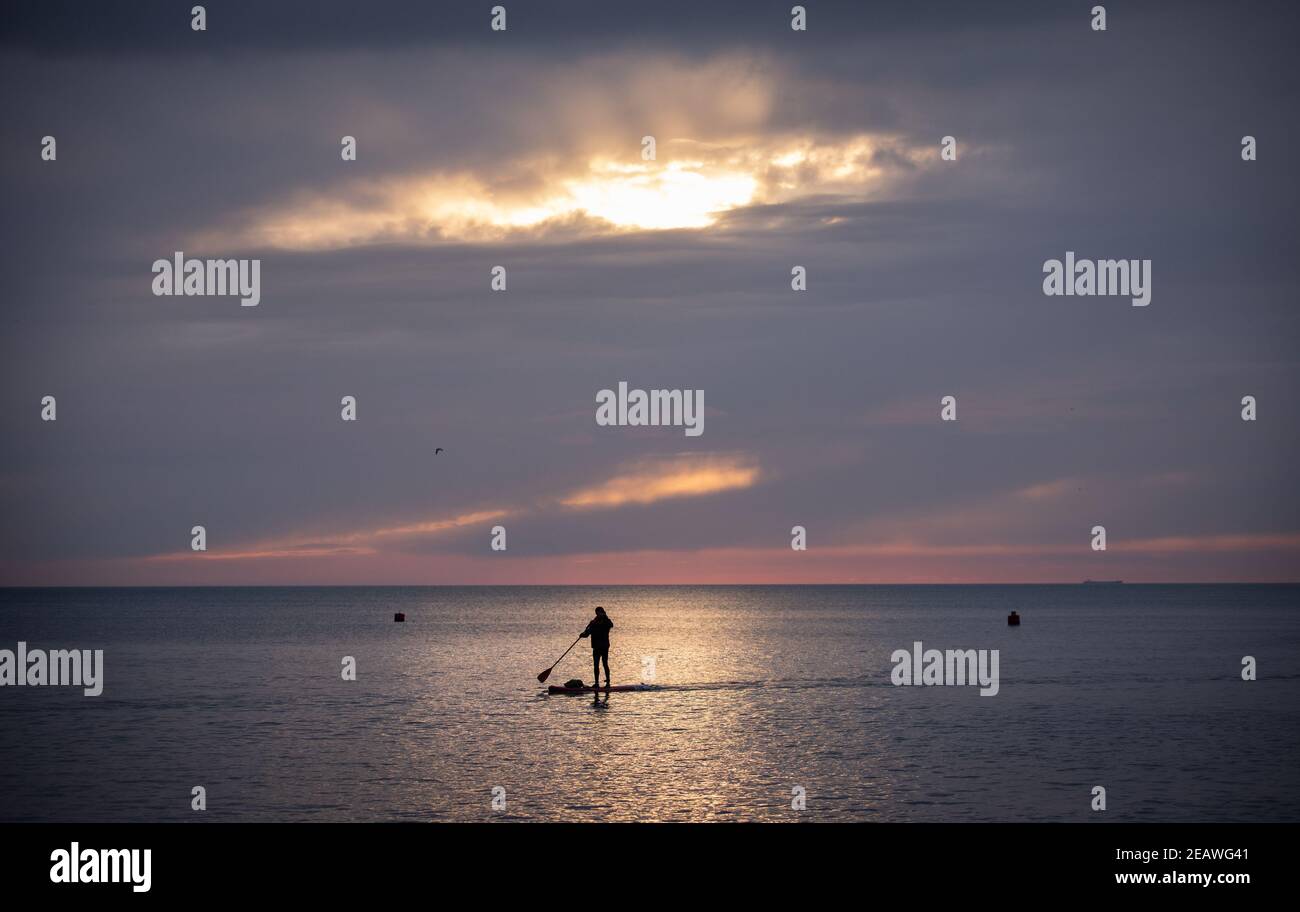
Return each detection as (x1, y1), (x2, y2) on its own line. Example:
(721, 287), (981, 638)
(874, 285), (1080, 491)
(394, 612), (406, 623)
(1007, 610), (1020, 626)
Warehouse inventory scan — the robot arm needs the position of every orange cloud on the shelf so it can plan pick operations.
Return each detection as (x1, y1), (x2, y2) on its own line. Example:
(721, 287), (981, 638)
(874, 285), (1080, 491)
(135, 452), (759, 571)
(53, 529), (1300, 587)
(1015, 478), (1080, 501)
(559, 454), (760, 509)
(341, 509), (509, 544)
(1122, 533), (1300, 553)
(142, 508), (508, 563)
(134, 452), (764, 568)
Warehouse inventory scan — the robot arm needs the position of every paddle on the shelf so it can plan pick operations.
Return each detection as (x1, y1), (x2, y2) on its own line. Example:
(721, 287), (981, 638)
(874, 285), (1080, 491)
(537, 634), (583, 683)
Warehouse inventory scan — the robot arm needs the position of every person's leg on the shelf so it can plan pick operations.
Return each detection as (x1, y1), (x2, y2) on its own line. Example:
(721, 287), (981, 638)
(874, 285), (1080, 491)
(592, 651), (600, 688)
(600, 649), (610, 687)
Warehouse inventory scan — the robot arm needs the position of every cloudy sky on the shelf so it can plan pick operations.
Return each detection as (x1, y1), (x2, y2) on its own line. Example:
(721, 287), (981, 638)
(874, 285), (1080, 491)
(1, 0), (1297, 584)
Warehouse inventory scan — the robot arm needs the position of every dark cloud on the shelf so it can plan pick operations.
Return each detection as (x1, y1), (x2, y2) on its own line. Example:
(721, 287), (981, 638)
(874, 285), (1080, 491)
(2, 0), (1085, 55)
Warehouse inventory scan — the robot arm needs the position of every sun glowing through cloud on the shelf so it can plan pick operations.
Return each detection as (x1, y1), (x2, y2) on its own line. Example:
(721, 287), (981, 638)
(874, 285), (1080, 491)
(561, 159), (758, 229)
(197, 134), (927, 250)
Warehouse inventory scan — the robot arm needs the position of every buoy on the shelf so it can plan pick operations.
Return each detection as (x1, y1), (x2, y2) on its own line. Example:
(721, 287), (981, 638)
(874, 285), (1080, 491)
(1007, 611), (1020, 626)
(394, 612), (406, 623)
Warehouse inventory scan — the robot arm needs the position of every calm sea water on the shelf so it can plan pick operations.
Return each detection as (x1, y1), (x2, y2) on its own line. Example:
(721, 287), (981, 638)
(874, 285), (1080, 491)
(1, 585), (1297, 822)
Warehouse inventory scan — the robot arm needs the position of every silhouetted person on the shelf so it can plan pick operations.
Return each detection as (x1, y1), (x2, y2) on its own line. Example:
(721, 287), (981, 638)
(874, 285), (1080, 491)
(579, 606), (613, 689)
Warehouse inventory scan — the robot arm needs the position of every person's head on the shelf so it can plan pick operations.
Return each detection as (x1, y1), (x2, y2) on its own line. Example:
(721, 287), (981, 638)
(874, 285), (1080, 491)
(595, 606), (606, 617)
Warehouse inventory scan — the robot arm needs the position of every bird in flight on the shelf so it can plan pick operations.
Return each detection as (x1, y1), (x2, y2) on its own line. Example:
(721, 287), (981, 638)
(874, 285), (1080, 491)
(435, 448), (444, 455)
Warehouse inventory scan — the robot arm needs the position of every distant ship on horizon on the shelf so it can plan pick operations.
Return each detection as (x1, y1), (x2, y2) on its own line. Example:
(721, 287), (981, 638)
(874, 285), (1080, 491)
(1081, 579), (1124, 585)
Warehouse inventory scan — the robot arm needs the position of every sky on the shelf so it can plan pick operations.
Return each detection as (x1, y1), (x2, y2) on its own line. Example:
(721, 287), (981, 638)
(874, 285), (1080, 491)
(1, 0), (1298, 584)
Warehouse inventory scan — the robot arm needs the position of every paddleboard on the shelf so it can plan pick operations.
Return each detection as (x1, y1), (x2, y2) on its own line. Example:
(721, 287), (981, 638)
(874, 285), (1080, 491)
(546, 684), (653, 694)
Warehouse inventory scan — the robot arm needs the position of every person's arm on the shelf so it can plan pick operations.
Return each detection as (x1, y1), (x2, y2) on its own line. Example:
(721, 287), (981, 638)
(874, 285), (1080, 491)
(579, 621), (591, 638)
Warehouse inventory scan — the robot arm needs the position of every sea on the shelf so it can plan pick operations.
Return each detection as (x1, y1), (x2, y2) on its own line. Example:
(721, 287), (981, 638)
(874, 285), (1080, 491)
(1, 585), (1297, 822)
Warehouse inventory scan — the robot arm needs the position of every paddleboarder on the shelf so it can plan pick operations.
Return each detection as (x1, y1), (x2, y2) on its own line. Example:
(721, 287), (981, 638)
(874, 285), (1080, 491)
(579, 606), (614, 690)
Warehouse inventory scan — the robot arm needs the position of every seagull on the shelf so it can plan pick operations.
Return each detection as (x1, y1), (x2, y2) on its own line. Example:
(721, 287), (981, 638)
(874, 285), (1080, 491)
(435, 448), (444, 455)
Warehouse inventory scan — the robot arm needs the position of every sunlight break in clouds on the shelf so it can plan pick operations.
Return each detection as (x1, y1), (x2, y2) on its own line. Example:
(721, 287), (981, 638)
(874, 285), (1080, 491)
(198, 134), (926, 250)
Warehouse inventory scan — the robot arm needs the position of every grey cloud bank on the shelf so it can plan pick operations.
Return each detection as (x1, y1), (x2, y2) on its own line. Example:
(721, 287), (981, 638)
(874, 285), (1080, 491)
(1, 0), (1297, 582)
